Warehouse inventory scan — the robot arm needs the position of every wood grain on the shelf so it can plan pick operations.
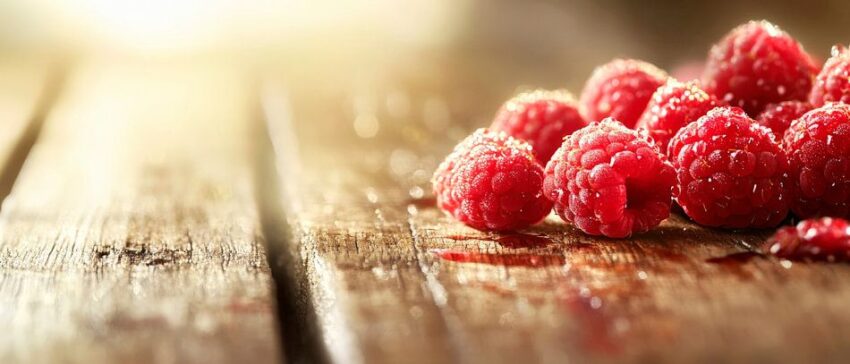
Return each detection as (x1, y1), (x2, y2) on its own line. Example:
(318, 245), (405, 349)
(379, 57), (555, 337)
(0, 62), (283, 363)
(266, 52), (850, 364)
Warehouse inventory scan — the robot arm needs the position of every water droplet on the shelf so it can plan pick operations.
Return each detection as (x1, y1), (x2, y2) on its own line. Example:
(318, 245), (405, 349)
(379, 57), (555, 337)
(769, 243), (780, 254)
(637, 271), (648, 280)
(589, 296), (602, 309)
(411, 169), (430, 184)
(409, 186), (425, 199)
(779, 259), (793, 269)
(599, 101), (611, 113)
(354, 113), (379, 138)
(365, 189), (379, 203)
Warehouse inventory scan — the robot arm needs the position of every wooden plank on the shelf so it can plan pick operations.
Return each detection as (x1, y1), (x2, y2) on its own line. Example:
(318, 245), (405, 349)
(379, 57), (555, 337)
(0, 62), (283, 363)
(266, 53), (850, 364)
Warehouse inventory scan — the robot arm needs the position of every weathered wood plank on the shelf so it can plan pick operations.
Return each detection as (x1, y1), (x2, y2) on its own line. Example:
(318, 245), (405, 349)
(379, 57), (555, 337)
(267, 53), (850, 364)
(0, 62), (283, 363)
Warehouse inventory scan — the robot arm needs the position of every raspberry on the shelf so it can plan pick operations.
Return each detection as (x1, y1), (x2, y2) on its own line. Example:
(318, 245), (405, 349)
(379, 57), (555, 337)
(543, 119), (675, 238)
(809, 45), (850, 107)
(490, 90), (587, 163)
(432, 129), (553, 231)
(579, 59), (668, 128)
(763, 217), (850, 261)
(783, 102), (850, 218)
(702, 20), (818, 116)
(755, 100), (812, 138)
(667, 106), (791, 228)
(635, 79), (719, 153)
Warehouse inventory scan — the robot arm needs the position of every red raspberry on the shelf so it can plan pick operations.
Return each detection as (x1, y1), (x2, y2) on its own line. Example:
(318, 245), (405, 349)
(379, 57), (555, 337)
(783, 102), (850, 218)
(667, 106), (791, 228)
(490, 90), (587, 163)
(579, 59), (668, 128)
(432, 129), (553, 231)
(763, 217), (850, 261)
(810, 45), (850, 107)
(755, 100), (812, 138)
(702, 20), (818, 116)
(543, 119), (675, 238)
(635, 79), (719, 153)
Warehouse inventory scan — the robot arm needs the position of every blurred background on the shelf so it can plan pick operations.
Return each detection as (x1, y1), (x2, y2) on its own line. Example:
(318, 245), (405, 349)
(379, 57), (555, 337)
(2, 0), (849, 89)
(3, 0), (845, 171)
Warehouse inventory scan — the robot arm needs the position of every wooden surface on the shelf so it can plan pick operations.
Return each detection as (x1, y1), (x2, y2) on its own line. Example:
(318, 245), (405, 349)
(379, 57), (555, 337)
(0, 61), (282, 363)
(264, 53), (850, 364)
(1, 53), (849, 363)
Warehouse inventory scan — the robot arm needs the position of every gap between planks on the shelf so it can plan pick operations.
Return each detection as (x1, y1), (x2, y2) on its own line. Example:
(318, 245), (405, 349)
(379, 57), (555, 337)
(254, 83), (331, 364)
(0, 61), (66, 212)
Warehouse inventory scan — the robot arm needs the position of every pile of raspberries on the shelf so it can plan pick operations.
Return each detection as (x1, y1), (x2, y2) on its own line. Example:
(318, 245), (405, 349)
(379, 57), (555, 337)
(432, 20), (850, 259)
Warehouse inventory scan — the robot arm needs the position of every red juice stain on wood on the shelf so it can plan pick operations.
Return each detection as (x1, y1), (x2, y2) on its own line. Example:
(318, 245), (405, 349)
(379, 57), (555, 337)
(441, 235), (485, 242)
(556, 280), (660, 356)
(705, 251), (762, 280)
(495, 233), (555, 249)
(431, 249), (566, 267)
(558, 288), (625, 356)
(706, 251), (761, 264)
(406, 196), (437, 209)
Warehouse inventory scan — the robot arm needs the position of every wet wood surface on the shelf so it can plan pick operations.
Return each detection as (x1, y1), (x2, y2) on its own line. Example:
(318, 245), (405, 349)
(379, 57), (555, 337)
(265, 53), (850, 364)
(0, 62), (282, 363)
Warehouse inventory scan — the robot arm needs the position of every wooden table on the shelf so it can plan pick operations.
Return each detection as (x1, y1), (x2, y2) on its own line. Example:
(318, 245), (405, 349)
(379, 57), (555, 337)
(1, 53), (849, 364)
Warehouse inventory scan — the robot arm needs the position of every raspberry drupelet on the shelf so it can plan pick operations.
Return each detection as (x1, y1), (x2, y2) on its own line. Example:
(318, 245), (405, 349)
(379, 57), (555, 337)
(702, 20), (818, 116)
(755, 100), (812, 138)
(579, 59), (668, 128)
(636, 79), (719, 153)
(490, 89), (587, 163)
(783, 102), (850, 218)
(809, 45), (850, 107)
(432, 129), (553, 231)
(543, 118), (676, 238)
(764, 217), (850, 261)
(667, 106), (791, 228)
